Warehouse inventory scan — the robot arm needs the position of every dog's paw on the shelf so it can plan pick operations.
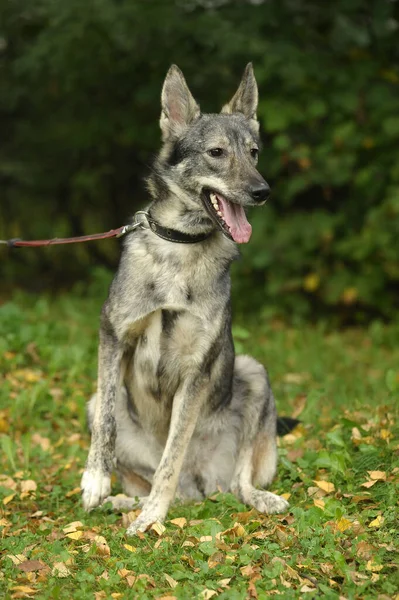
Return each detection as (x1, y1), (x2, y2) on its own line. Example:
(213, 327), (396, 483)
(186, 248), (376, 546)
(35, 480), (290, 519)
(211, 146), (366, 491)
(81, 470), (111, 511)
(125, 510), (164, 536)
(102, 495), (147, 511)
(248, 489), (289, 514)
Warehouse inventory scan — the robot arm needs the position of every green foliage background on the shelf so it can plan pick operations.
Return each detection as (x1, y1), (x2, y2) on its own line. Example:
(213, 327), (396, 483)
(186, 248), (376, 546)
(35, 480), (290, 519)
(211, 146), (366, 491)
(1, 0), (398, 321)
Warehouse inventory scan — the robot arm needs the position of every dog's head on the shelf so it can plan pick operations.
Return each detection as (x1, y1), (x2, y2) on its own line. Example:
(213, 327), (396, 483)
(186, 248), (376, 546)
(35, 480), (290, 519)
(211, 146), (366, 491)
(152, 64), (270, 244)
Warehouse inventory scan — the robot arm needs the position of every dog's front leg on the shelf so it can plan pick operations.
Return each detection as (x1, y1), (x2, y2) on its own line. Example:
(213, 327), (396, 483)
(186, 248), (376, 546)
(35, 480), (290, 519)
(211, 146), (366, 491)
(81, 325), (123, 511)
(126, 375), (208, 535)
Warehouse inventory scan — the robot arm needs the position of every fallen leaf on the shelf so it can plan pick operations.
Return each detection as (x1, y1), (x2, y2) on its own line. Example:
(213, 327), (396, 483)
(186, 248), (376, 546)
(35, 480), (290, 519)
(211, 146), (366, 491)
(361, 480), (378, 489)
(313, 498), (325, 510)
(31, 434), (51, 452)
(123, 544), (137, 553)
(7, 554), (27, 565)
(199, 591), (217, 599)
(366, 560), (383, 572)
(240, 564), (258, 577)
(94, 535), (111, 557)
(368, 471), (386, 481)
(314, 480), (335, 493)
(300, 584), (317, 592)
(356, 542), (375, 560)
(65, 487), (81, 498)
(164, 573), (178, 589)
(66, 531), (83, 540)
(208, 552), (225, 569)
(17, 560), (46, 573)
(150, 521), (166, 536)
(369, 515), (384, 528)
(168, 517), (187, 529)
(52, 562), (71, 578)
(3, 493), (16, 505)
(0, 474), (17, 490)
(247, 581), (258, 599)
(336, 517), (352, 532)
(20, 480), (37, 493)
(10, 585), (37, 596)
(220, 522), (246, 538)
(63, 521), (84, 534)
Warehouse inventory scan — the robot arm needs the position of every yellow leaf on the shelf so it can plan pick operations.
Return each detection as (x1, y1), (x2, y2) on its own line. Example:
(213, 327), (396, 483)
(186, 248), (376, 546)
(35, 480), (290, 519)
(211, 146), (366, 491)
(7, 554), (27, 565)
(66, 531), (83, 540)
(217, 578), (231, 588)
(221, 522), (246, 538)
(52, 562), (71, 578)
(313, 498), (325, 510)
(303, 273), (320, 292)
(164, 573), (178, 589)
(150, 521), (166, 536)
(199, 535), (213, 542)
(3, 493), (16, 505)
(20, 480), (37, 493)
(281, 493), (291, 500)
(336, 518), (352, 532)
(361, 480), (378, 488)
(368, 471), (386, 481)
(10, 585), (37, 595)
(366, 560), (383, 572)
(123, 544), (137, 553)
(168, 517), (187, 529)
(66, 487), (81, 498)
(369, 515), (384, 528)
(314, 480), (335, 494)
(63, 521), (84, 533)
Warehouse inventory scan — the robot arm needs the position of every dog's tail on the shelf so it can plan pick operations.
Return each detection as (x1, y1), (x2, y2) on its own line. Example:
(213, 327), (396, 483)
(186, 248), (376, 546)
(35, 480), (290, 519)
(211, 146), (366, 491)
(276, 416), (300, 436)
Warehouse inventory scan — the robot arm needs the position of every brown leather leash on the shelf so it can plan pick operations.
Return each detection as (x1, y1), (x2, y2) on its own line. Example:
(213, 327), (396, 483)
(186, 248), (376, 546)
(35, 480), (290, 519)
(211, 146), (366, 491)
(0, 226), (131, 248)
(0, 212), (147, 248)
(0, 211), (213, 249)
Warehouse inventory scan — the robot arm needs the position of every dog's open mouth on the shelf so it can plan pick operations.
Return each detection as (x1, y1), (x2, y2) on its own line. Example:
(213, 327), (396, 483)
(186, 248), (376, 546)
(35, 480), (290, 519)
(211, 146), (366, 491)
(202, 189), (252, 244)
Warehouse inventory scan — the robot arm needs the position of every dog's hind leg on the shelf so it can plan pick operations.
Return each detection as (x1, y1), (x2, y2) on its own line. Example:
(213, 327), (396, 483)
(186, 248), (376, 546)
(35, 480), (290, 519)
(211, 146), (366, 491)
(230, 355), (289, 514)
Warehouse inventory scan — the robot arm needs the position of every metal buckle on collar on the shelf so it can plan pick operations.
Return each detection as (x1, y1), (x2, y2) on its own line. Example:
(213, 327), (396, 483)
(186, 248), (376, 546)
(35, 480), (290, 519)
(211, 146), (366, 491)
(116, 211), (150, 238)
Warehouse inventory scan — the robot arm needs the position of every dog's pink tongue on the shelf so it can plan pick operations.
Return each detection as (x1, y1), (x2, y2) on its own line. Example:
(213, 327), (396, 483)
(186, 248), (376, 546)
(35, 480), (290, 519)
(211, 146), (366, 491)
(217, 196), (252, 243)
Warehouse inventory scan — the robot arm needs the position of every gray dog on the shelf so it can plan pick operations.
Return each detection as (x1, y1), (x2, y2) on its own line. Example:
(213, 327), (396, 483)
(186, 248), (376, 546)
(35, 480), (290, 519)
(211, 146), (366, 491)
(81, 64), (293, 535)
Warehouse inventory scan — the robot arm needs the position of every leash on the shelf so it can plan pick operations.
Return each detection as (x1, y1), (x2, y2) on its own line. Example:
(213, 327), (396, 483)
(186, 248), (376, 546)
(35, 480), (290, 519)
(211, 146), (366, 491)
(0, 211), (212, 248)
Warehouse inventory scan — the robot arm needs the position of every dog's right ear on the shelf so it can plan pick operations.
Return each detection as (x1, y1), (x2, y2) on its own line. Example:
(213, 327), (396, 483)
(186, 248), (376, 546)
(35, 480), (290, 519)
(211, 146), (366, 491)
(160, 65), (200, 141)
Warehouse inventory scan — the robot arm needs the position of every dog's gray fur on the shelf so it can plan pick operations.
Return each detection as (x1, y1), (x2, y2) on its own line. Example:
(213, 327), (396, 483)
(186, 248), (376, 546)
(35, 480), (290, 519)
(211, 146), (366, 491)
(81, 64), (289, 535)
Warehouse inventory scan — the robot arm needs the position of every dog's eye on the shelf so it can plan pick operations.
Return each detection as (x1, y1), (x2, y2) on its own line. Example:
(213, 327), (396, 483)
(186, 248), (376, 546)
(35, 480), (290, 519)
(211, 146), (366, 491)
(250, 148), (259, 159)
(208, 148), (224, 158)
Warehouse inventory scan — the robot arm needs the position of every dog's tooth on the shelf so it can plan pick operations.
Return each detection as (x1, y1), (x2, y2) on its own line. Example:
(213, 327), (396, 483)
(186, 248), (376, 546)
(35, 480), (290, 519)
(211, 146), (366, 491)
(217, 211), (222, 216)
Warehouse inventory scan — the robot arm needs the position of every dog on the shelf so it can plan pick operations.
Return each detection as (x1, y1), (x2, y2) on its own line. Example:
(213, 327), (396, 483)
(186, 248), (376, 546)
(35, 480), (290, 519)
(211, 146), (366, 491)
(81, 63), (297, 535)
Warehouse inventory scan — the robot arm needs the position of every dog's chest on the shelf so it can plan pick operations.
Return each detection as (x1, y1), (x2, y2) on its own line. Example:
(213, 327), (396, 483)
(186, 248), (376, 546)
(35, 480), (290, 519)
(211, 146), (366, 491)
(126, 308), (202, 433)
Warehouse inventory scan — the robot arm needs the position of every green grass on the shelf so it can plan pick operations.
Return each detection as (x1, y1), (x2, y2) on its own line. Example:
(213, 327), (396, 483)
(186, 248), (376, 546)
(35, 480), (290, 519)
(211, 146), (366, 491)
(1, 275), (398, 599)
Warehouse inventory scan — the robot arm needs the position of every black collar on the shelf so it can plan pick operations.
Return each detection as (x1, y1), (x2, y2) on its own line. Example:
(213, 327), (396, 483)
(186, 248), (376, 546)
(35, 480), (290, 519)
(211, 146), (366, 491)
(146, 215), (212, 244)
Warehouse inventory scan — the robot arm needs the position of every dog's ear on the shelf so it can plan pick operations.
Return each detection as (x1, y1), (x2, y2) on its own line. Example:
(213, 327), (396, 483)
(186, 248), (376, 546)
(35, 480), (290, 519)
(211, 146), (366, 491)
(221, 63), (259, 132)
(160, 65), (200, 141)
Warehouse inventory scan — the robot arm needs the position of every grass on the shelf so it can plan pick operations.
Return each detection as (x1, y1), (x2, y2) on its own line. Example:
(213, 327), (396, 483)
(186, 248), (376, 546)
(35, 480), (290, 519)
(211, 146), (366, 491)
(0, 272), (398, 599)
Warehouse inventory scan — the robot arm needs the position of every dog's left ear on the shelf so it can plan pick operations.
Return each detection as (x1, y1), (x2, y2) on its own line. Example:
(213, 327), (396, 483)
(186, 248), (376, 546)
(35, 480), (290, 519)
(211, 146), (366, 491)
(221, 63), (259, 132)
(160, 65), (201, 141)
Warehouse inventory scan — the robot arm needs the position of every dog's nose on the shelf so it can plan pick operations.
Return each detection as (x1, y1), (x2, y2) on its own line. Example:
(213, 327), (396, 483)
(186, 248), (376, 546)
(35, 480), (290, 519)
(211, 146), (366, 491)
(250, 182), (271, 202)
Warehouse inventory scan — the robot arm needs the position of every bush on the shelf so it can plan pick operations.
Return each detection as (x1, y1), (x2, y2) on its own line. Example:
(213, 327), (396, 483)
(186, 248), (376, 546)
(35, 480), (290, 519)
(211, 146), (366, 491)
(1, 0), (398, 321)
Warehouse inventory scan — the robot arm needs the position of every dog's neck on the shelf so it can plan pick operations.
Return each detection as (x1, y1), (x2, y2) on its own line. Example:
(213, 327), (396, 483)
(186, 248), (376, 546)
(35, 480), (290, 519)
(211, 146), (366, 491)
(147, 184), (215, 238)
